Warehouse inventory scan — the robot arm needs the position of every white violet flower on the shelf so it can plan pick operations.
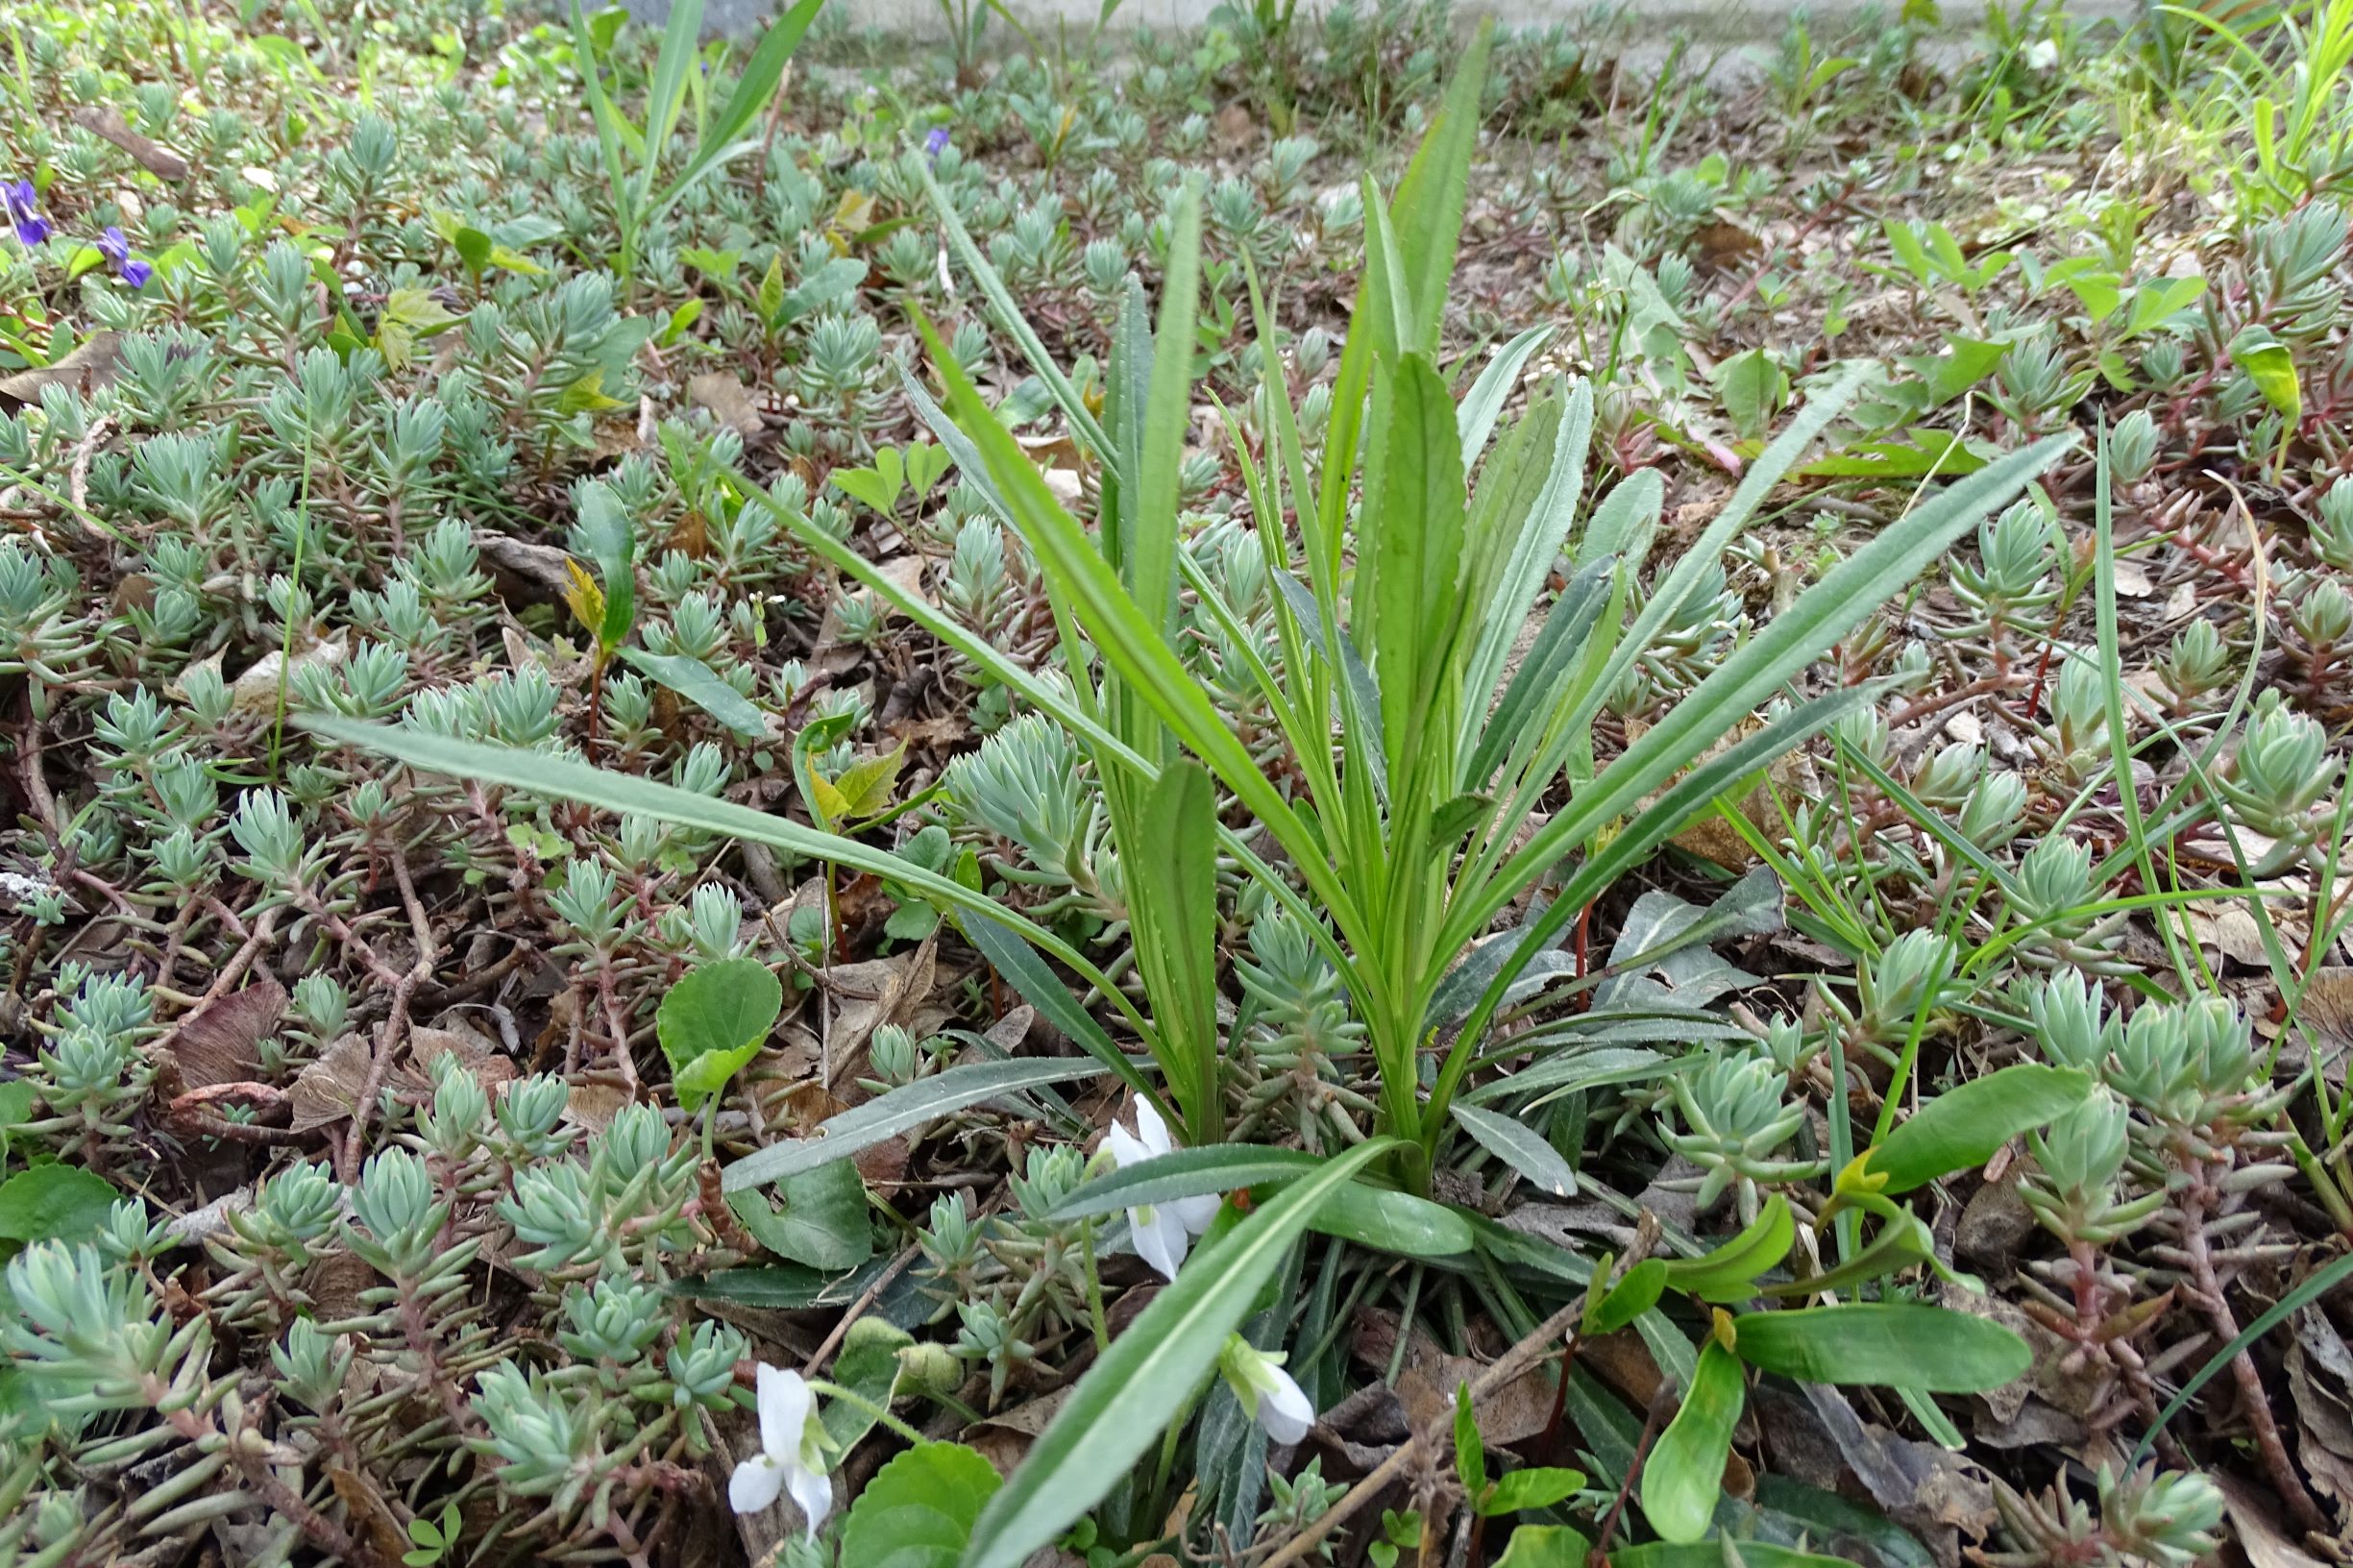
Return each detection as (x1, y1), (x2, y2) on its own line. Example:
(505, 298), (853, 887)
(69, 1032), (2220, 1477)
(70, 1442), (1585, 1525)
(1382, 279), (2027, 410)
(1218, 1334), (1317, 1445)
(1104, 1098), (1217, 1282)
(729, 1363), (834, 1534)
(2023, 38), (2059, 70)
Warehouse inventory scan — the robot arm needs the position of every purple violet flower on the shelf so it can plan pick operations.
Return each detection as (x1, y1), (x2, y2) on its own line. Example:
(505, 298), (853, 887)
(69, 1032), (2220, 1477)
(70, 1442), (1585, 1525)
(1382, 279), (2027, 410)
(923, 127), (950, 161)
(95, 225), (151, 288)
(3, 179), (48, 247)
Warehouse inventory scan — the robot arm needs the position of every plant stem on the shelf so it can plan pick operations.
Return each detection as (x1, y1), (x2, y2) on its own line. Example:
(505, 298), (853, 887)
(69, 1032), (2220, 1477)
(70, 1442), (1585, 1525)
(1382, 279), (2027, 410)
(1258, 1297), (1585, 1568)
(808, 1381), (927, 1445)
(2180, 1173), (2326, 1534)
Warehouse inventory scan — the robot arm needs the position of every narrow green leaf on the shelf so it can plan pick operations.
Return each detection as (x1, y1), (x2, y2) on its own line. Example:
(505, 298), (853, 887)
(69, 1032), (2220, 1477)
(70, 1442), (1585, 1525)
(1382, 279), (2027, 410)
(618, 649), (766, 738)
(1452, 1103), (1578, 1197)
(633, 0), (705, 216)
(1460, 380), (1595, 748)
(1482, 1465), (1587, 1516)
(298, 719), (1158, 1095)
(1729, 1304), (2030, 1391)
(1856, 1064), (2091, 1194)
(1128, 760), (1220, 1142)
(1130, 185), (1202, 635)
(1046, 1145), (1327, 1221)
(1458, 326), (1557, 464)
(653, 0), (827, 217)
(2132, 1248), (2353, 1467)
(1455, 1381), (1487, 1497)
(1368, 351), (1469, 776)
(664, 1257), (893, 1309)
(1388, 21), (1494, 352)
(1661, 1193), (1795, 1303)
(1755, 1211), (1933, 1298)
(1640, 1338), (1745, 1543)
(953, 914), (1154, 1105)
(722, 1057), (1125, 1190)
(1587, 1260), (1667, 1335)
(1462, 1046), (1672, 1108)
(1612, 1543), (1859, 1568)
(1310, 1181), (1475, 1256)
(905, 314), (1368, 952)
(961, 1139), (1396, 1568)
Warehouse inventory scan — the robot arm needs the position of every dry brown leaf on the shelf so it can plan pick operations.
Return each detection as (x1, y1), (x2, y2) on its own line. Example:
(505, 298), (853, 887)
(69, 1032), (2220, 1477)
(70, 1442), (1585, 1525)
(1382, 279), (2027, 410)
(1693, 220), (1762, 270)
(561, 1080), (632, 1132)
(226, 633), (347, 713)
(2295, 968), (2353, 1089)
(2181, 902), (2269, 967)
(288, 1032), (374, 1132)
(0, 331), (125, 406)
(968, 1386), (1074, 1477)
(823, 938), (938, 1088)
(163, 977), (286, 1090)
(405, 1021), (517, 1091)
(474, 529), (576, 601)
(1350, 1309), (1556, 1444)
(689, 371), (765, 439)
(2289, 1307), (2353, 1525)
(327, 1463), (412, 1566)
(2218, 1474), (2329, 1568)
(71, 105), (191, 180)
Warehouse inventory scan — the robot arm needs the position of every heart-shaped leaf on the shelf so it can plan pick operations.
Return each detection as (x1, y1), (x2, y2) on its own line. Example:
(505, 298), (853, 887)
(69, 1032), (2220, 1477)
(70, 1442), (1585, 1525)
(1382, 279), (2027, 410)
(838, 1441), (999, 1568)
(657, 957), (782, 1110)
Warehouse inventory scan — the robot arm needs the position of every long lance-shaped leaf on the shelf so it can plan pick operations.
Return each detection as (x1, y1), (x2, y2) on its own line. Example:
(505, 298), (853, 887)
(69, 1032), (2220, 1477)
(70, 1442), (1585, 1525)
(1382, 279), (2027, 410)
(1045, 1145), (1330, 1220)
(960, 1138), (1397, 1568)
(906, 313), (1377, 961)
(734, 451), (1143, 775)
(1448, 430), (2076, 960)
(571, 0), (635, 230)
(1458, 376), (1593, 751)
(1421, 435), (2071, 1111)
(631, 0), (705, 217)
(1561, 362), (1873, 749)
(652, 0), (827, 219)
(735, 448), (1370, 1015)
(1427, 687), (1873, 1134)
(298, 719), (1161, 1101)
(1387, 19), (1493, 355)
(911, 152), (1111, 462)
(1131, 184), (1202, 641)
(1457, 325), (1558, 466)
(1127, 761), (1223, 1143)
(1641, 1337), (1744, 1544)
